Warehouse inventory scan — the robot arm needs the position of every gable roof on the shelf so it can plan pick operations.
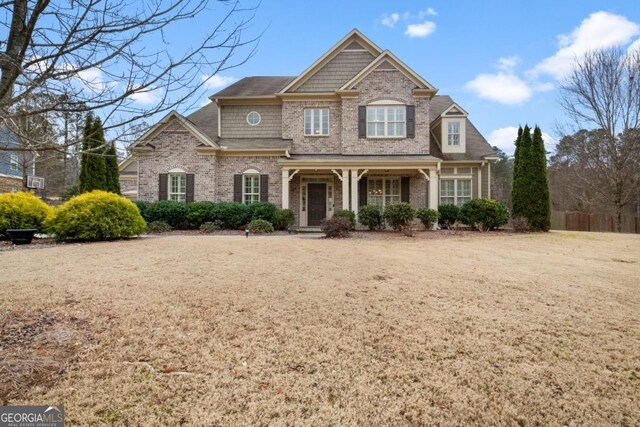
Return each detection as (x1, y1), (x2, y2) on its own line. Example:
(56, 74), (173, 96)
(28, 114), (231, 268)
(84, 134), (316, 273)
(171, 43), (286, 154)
(212, 76), (295, 98)
(279, 29), (383, 93)
(340, 50), (437, 91)
(130, 110), (219, 150)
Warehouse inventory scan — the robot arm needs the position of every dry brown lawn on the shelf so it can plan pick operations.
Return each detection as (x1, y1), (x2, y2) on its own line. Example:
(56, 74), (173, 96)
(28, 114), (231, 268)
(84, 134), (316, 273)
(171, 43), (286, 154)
(0, 231), (639, 426)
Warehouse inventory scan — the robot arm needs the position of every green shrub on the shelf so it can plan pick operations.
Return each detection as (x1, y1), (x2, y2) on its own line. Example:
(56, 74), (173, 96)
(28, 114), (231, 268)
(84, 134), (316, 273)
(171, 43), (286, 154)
(144, 200), (188, 229)
(200, 221), (221, 233)
(459, 199), (509, 231)
(358, 205), (384, 230)
(247, 202), (277, 222)
(272, 208), (295, 231)
(147, 220), (172, 233)
(383, 203), (415, 231)
(333, 209), (356, 229)
(185, 201), (216, 229)
(321, 217), (351, 238)
(215, 202), (249, 229)
(247, 219), (274, 233)
(46, 190), (146, 241)
(0, 192), (53, 236)
(438, 204), (460, 229)
(134, 201), (150, 220)
(416, 208), (438, 230)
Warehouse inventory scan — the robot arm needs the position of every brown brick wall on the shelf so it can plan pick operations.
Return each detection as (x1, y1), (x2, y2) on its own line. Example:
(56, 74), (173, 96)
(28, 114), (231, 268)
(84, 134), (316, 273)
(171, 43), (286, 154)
(216, 156), (282, 204)
(0, 175), (21, 193)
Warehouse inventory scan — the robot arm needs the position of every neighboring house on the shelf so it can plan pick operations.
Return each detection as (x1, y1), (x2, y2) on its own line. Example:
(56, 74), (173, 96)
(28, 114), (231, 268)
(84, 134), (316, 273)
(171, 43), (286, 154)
(120, 29), (497, 227)
(0, 126), (34, 193)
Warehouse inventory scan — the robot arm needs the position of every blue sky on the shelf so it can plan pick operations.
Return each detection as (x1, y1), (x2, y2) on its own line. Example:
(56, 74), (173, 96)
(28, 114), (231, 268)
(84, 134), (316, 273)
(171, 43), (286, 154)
(182, 0), (640, 155)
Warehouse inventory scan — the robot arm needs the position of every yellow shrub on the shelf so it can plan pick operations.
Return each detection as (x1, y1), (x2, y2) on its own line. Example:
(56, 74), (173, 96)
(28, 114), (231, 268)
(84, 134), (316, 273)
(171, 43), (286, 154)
(0, 192), (53, 236)
(46, 190), (146, 241)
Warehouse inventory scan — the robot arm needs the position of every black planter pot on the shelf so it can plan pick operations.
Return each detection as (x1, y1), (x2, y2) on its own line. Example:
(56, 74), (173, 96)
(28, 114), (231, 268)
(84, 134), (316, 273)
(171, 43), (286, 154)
(6, 229), (37, 245)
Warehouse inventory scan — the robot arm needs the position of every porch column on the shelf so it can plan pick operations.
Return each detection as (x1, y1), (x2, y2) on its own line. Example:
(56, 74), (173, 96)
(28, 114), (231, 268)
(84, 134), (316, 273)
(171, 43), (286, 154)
(281, 169), (289, 209)
(350, 168), (359, 215)
(428, 168), (438, 215)
(342, 169), (350, 210)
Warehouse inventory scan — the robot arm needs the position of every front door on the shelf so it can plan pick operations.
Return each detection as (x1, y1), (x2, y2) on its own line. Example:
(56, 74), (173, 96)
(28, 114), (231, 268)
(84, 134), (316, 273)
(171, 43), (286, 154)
(307, 183), (327, 226)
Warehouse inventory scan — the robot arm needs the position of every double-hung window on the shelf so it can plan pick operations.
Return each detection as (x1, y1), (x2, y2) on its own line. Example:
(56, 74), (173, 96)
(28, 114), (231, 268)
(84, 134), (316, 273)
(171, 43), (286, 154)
(168, 173), (186, 202)
(304, 108), (329, 136)
(447, 121), (460, 146)
(243, 174), (260, 204)
(366, 106), (405, 138)
(368, 177), (401, 207)
(440, 179), (472, 206)
(10, 154), (19, 171)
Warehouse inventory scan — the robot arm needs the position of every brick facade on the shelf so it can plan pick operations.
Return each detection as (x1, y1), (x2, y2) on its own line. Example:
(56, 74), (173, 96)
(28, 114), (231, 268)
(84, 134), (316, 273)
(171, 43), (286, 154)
(282, 100), (342, 153)
(0, 175), (21, 193)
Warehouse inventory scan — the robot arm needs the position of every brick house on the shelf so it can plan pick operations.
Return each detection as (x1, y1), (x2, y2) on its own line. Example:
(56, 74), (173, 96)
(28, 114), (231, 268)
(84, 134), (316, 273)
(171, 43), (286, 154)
(121, 29), (497, 227)
(0, 126), (34, 193)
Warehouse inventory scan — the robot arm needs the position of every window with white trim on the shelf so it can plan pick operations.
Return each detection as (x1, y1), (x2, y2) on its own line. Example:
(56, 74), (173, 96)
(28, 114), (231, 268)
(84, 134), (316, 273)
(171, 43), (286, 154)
(246, 111), (261, 126)
(440, 179), (472, 206)
(168, 173), (186, 202)
(10, 154), (19, 171)
(368, 177), (401, 207)
(304, 108), (329, 136)
(243, 174), (260, 204)
(367, 106), (405, 138)
(447, 121), (460, 146)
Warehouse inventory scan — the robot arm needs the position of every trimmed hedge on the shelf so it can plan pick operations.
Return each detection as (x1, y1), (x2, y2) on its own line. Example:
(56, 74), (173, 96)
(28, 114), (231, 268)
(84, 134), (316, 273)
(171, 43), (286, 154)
(0, 192), (53, 236)
(438, 204), (460, 229)
(141, 200), (188, 229)
(273, 208), (295, 231)
(459, 199), (508, 231)
(247, 202), (277, 223)
(416, 208), (438, 230)
(321, 217), (351, 238)
(358, 205), (384, 230)
(46, 190), (146, 241)
(215, 202), (248, 229)
(185, 201), (217, 229)
(333, 209), (356, 230)
(383, 203), (415, 231)
(247, 219), (274, 233)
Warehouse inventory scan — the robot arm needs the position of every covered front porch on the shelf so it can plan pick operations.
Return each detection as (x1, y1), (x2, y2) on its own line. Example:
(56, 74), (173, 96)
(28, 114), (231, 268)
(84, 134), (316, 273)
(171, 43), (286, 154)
(278, 155), (442, 227)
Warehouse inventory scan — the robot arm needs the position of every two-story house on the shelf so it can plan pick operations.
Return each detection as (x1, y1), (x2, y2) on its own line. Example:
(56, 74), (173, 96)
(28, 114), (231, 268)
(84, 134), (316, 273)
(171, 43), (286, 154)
(0, 126), (34, 193)
(121, 29), (497, 227)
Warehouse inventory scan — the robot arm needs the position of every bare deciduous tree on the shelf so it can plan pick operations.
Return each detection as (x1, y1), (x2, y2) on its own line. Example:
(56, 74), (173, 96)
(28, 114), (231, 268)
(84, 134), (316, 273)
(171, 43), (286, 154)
(0, 0), (259, 154)
(558, 48), (640, 230)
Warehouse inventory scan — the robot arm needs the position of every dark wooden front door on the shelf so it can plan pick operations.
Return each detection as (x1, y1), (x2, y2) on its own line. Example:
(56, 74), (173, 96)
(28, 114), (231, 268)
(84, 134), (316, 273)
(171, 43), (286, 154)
(307, 183), (326, 226)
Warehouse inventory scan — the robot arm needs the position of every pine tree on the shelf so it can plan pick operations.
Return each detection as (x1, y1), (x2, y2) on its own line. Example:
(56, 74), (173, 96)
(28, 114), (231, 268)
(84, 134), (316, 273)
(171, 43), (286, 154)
(528, 126), (551, 230)
(104, 141), (121, 194)
(79, 114), (107, 192)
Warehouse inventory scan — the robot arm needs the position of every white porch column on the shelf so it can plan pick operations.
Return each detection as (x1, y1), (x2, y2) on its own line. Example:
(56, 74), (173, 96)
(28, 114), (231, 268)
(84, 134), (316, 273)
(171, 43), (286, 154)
(478, 166), (482, 199)
(342, 169), (350, 210)
(281, 169), (289, 209)
(350, 168), (359, 215)
(428, 168), (438, 215)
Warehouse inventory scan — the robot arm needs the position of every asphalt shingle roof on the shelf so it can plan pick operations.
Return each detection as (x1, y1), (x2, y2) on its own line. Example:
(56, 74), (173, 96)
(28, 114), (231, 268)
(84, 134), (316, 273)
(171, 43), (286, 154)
(212, 76), (296, 97)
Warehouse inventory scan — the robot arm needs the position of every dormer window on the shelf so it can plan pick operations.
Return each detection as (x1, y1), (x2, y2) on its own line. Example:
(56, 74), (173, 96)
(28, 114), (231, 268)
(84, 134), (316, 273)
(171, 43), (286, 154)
(304, 108), (329, 136)
(447, 121), (460, 146)
(366, 105), (405, 138)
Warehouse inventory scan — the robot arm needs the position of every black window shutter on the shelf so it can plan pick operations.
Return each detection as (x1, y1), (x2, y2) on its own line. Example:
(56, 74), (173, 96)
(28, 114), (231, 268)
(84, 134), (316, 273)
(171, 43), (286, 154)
(233, 174), (242, 203)
(401, 177), (410, 203)
(186, 174), (195, 202)
(358, 176), (368, 207)
(260, 174), (269, 202)
(158, 174), (168, 201)
(358, 106), (366, 138)
(406, 105), (415, 138)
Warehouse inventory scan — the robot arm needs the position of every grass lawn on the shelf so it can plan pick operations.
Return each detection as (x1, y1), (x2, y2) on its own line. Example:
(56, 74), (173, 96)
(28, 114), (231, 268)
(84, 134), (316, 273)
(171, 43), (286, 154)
(1, 231), (639, 425)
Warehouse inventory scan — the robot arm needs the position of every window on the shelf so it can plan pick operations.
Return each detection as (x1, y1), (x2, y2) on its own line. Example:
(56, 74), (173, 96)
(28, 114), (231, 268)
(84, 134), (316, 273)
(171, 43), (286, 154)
(10, 154), (18, 171)
(243, 174), (260, 204)
(368, 177), (401, 207)
(11, 187), (17, 193)
(246, 111), (261, 126)
(367, 106), (405, 138)
(447, 121), (460, 146)
(440, 179), (472, 206)
(168, 173), (186, 202)
(304, 108), (329, 136)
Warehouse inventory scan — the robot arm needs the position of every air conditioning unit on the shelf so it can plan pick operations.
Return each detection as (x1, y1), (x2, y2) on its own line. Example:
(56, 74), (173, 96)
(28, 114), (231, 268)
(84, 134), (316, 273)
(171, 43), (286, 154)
(27, 176), (45, 189)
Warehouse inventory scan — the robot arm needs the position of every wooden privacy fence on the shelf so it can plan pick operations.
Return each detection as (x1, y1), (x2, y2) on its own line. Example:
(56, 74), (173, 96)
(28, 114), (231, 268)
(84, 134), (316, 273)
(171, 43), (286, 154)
(551, 211), (640, 233)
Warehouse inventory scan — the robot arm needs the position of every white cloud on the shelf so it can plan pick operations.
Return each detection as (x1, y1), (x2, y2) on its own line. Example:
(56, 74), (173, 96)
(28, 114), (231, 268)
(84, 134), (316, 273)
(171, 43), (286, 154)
(465, 72), (532, 105)
(488, 126), (557, 155)
(130, 88), (161, 105)
(381, 12), (400, 28)
(531, 11), (640, 79)
(419, 8), (437, 18)
(201, 74), (237, 90)
(497, 56), (520, 72)
(628, 37), (640, 54)
(405, 21), (437, 38)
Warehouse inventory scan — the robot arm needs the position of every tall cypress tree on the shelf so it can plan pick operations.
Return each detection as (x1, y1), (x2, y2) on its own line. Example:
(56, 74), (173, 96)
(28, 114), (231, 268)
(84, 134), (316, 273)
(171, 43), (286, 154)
(104, 141), (121, 194)
(512, 126), (532, 219)
(511, 126), (523, 212)
(528, 126), (551, 230)
(79, 114), (107, 192)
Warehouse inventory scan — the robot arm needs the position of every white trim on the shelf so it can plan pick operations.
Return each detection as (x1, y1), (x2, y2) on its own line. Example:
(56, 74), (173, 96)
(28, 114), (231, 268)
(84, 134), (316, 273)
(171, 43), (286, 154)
(478, 167), (482, 199)
(366, 105), (406, 138)
(487, 162), (491, 198)
(246, 111), (261, 126)
(369, 99), (403, 105)
(440, 103), (468, 117)
(242, 173), (260, 205)
(168, 172), (186, 202)
(441, 118), (466, 154)
(440, 177), (472, 206)
(298, 174), (334, 227)
(303, 108), (330, 136)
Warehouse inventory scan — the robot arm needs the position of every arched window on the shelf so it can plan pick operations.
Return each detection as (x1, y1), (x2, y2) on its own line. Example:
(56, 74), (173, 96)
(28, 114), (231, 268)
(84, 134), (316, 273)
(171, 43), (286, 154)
(242, 168), (260, 204)
(168, 168), (186, 202)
